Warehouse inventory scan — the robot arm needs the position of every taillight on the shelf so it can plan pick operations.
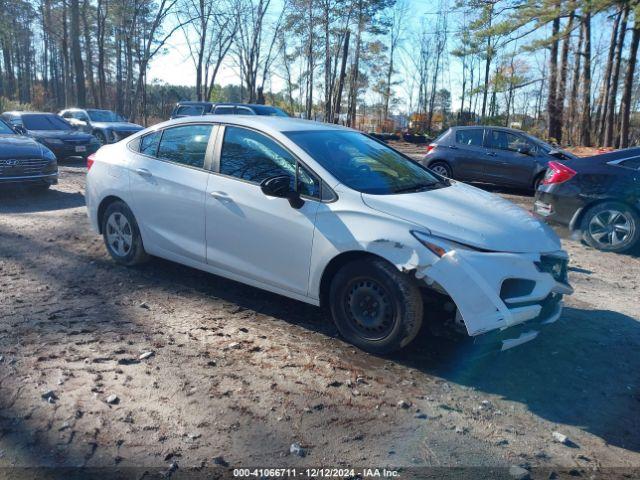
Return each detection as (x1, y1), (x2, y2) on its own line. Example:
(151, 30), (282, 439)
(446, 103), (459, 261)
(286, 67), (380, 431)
(543, 161), (576, 185)
(87, 153), (96, 171)
(426, 143), (436, 154)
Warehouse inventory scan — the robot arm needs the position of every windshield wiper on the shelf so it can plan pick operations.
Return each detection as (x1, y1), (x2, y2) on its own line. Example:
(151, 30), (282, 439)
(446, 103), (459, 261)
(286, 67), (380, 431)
(393, 182), (442, 194)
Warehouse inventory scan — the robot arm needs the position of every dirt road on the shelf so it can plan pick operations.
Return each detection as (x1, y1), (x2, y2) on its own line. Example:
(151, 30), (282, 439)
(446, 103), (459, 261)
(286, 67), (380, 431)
(0, 160), (639, 479)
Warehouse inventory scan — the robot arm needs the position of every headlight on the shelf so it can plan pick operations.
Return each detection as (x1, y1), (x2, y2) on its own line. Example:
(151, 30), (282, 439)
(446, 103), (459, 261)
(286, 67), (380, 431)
(42, 147), (57, 162)
(411, 231), (479, 257)
(44, 138), (64, 145)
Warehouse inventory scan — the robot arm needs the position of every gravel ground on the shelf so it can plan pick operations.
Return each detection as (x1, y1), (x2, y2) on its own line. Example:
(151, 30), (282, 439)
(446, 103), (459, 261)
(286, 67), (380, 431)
(0, 158), (639, 479)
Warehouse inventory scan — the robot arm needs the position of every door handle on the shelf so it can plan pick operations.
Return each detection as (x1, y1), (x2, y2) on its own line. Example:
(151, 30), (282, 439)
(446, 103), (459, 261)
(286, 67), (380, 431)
(448, 145), (458, 149)
(136, 168), (152, 177)
(486, 152), (497, 157)
(210, 191), (231, 201)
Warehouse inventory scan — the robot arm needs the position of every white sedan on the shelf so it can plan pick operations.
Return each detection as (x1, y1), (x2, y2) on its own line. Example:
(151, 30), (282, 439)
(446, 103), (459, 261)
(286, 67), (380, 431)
(85, 116), (573, 354)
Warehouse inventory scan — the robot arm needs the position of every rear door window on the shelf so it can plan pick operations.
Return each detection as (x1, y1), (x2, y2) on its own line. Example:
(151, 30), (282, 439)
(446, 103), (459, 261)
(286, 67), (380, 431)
(157, 124), (213, 169)
(455, 129), (484, 147)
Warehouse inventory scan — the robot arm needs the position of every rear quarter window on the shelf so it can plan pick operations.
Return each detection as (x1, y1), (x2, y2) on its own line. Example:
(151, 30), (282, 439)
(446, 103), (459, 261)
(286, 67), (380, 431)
(139, 131), (161, 156)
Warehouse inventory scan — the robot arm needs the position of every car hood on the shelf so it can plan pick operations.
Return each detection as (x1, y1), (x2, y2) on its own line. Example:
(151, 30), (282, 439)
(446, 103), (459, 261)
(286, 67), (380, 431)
(361, 182), (561, 253)
(29, 130), (94, 141)
(91, 121), (143, 131)
(0, 134), (44, 158)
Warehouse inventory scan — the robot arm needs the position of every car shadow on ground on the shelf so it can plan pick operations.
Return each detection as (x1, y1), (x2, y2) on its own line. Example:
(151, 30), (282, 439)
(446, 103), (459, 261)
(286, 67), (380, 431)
(128, 258), (640, 454)
(0, 186), (84, 214)
(393, 306), (640, 453)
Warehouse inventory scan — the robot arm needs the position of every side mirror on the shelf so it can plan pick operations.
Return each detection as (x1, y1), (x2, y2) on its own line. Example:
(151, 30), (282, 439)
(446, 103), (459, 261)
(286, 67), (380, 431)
(13, 125), (26, 135)
(548, 149), (565, 159)
(260, 175), (304, 209)
(517, 145), (531, 155)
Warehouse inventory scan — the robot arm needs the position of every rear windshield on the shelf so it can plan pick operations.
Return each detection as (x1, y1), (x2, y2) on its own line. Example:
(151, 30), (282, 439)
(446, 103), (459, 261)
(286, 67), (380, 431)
(22, 114), (72, 131)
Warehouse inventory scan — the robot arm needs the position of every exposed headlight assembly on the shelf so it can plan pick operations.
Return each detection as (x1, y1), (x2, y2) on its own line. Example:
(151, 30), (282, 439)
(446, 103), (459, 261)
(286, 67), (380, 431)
(410, 231), (480, 257)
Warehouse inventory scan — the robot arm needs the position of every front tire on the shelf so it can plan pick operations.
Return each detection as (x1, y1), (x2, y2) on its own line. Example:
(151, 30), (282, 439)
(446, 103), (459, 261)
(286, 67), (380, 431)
(581, 201), (640, 253)
(101, 201), (149, 265)
(95, 131), (108, 145)
(329, 258), (423, 354)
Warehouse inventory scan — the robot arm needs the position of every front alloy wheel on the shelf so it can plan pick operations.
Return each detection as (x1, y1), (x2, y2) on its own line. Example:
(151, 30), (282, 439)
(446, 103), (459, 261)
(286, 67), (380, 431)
(582, 202), (639, 253)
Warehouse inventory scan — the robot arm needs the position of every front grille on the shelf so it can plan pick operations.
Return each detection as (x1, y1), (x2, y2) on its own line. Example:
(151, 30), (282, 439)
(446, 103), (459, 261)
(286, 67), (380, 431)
(535, 255), (568, 284)
(0, 158), (51, 177)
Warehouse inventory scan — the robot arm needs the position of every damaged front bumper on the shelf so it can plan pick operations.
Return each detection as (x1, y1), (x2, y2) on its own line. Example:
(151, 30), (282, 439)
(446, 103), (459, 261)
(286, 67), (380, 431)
(418, 248), (573, 348)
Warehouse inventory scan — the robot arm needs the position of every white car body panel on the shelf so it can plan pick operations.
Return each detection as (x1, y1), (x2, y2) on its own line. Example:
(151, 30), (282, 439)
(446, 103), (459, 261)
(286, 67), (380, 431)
(205, 170), (320, 296)
(128, 149), (210, 264)
(86, 115), (573, 347)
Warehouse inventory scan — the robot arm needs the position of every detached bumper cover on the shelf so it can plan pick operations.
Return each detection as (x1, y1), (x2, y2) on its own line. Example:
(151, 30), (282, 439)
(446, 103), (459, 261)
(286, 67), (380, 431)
(419, 248), (572, 337)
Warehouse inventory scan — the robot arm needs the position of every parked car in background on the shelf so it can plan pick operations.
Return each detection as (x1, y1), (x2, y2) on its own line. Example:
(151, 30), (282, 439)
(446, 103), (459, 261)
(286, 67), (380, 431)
(1, 111), (100, 160)
(169, 101), (289, 119)
(423, 126), (576, 190)
(0, 118), (57, 190)
(86, 116), (572, 354)
(535, 148), (640, 253)
(59, 108), (143, 145)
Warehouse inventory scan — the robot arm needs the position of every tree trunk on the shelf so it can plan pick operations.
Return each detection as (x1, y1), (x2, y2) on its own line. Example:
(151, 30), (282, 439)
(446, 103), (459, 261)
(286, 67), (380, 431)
(480, 2), (493, 121)
(596, 7), (621, 144)
(556, 7), (574, 144)
(82, 0), (98, 106)
(70, 0), (86, 106)
(547, 5), (560, 141)
(333, 29), (350, 124)
(619, 17), (640, 148)
(579, 10), (591, 147)
(604, 5), (629, 147)
(566, 20), (582, 144)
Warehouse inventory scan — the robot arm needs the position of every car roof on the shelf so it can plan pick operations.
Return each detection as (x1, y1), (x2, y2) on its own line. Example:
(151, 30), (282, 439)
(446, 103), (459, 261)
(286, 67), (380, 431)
(451, 125), (527, 134)
(3, 111), (57, 116)
(153, 115), (350, 134)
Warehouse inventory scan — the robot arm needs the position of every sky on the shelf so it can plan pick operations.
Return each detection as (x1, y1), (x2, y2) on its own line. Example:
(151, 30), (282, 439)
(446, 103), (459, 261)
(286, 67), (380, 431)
(145, 1), (612, 114)
(146, 0), (447, 105)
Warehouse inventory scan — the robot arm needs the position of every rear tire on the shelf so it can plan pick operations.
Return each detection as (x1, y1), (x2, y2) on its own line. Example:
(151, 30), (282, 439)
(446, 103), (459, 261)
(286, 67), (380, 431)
(581, 201), (640, 253)
(329, 258), (423, 354)
(429, 161), (452, 178)
(101, 201), (149, 265)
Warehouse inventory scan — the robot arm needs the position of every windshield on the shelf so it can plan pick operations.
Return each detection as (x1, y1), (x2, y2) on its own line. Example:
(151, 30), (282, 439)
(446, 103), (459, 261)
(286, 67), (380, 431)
(287, 130), (445, 194)
(22, 114), (72, 131)
(0, 120), (14, 135)
(87, 109), (125, 122)
(251, 105), (288, 117)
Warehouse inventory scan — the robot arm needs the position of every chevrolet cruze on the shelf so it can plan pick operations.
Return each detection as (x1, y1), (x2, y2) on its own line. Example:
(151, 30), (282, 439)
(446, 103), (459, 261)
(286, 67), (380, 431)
(86, 116), (573, 354)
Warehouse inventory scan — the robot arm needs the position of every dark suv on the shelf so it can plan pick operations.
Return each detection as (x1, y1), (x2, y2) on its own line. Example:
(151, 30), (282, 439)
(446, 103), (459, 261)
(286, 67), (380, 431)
(423, 126), (576, 190)
(170, 101), (288, 119)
